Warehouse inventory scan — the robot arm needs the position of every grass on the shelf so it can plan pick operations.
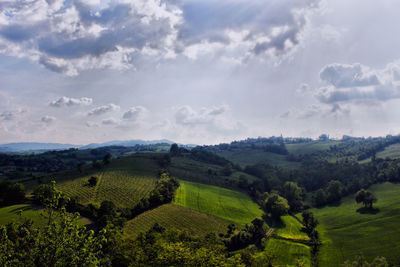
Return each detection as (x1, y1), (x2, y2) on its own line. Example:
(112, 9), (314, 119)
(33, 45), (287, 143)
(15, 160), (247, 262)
(376, 143), (400, 159)
(311, 182), (400, 266)
(0, 204), (44, 225)
(275, 215), (310, 241)
(0, 204), (92, 226)
(261, 238), (311, 267)
(170, 156), (260, 189)
(56, 156), (159, 208)
(124, 203), (235, 238)
(286, 141), (337, 156)
(215, 149), (301, 169)
(173, 180), (263, 224)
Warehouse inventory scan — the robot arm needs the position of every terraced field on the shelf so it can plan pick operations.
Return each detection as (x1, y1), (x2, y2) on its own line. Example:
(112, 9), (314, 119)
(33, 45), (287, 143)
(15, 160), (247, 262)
(312, 182), (400, 266)
(124, 203), (235, 238)
(56, 156), (159, 208)
(173, 180), (263, 224)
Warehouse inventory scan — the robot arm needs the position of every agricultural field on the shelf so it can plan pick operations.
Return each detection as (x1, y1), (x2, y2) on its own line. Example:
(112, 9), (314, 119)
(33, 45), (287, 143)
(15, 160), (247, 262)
(173, 180), (263, 224)
(261, 239), (311, 267)
(275, 215), (310, 241)
(170, 156), (260, 189)
(214, 149), (301, 169)
(124, 203), (235, 238)
(312, 182), (400, 266)
(56, 156), (159, 208)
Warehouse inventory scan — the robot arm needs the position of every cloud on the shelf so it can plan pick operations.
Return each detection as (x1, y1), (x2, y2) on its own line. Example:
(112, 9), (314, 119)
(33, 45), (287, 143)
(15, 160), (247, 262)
(86, 121), (99, 128)
(316, 62), (400, 104)
(122, 106), (147, 121)
(0, 109), (26, 121)
(49, 96), (93, 107)
(0, 0), (182, 75)
(88, 103), (120, 116)
(102, 118), (119, 125)
(41, 115), (56, 124)
(174, 105), (227, 125)
(0, 0), (319, 75)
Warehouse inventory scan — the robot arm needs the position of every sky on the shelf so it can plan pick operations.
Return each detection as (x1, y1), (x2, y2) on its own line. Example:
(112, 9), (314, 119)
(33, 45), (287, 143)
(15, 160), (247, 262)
(1, 0), (400, 145)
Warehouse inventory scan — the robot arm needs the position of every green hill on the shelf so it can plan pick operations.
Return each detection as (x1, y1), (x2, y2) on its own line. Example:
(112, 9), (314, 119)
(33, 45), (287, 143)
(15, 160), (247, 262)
(311, 182), (400, 266)
(174, 180), (263, 224)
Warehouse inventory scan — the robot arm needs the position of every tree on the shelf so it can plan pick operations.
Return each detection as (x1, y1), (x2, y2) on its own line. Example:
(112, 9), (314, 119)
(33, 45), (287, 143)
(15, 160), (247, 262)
(326, 180), (342, 203)
(0, 182), (25, 205)
(263, 193), (289, 220)
(169, 143), (179, 156)
(282, 181), (303, 211)
(302, 210), (318, 236)
(355, 189), (377, 209)
(313, 189), (327, 207)
(103, 153), (111, 165)
(88, 176), (98, 187)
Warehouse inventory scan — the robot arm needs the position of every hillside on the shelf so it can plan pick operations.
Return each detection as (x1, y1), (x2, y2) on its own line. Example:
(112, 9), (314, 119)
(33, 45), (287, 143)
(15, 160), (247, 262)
(312, 182), (400, 266)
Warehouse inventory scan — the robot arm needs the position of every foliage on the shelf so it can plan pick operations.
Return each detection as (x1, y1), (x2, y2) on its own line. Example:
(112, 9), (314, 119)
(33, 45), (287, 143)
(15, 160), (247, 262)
(0, 182), (25, 205)
(88, 176), (98, 187)
(263, 193), (289, 220)
(282, 181), (304, 211)
(224, 218), (268, 251)
(355, 189), (377, 209)
(342, 255), (388, 267)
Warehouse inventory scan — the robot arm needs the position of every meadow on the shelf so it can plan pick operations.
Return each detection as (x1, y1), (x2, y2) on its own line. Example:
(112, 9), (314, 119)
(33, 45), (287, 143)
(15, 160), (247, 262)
(376, 143), (400, 159)
(173, 180), (263, 224)
(312, 182), (400, 266)
(261, 239), (311, 267)
(286, 141), (337, 156)
(275, 215), (310, 241)
(124, 203), (235, 238)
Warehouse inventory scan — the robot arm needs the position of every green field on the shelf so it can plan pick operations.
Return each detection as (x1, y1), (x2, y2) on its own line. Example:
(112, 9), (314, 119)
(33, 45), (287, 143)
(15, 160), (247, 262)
(261, 238), (311, 267)
(215, 149), (301, 169)
(275, 215), (310, 241)
(56, 156), (159, 208)
(0, 204), (92, 226)
(170, 157), (260, 189)
(124, 203), (235, 238)
(174, 180), (263, 224)
(286, 141), (337, 156)
(312, 182), (400, 266)
(376, 143), (400, 159)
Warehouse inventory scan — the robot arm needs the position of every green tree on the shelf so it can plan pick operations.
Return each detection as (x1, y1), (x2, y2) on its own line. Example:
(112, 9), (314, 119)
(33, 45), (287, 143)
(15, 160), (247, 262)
(263, 193), (289, 220)
(355, 189), (377, 209)
(88, 176), (98, 187)
(103, 153), (111, 165)
(313, 189), (327, 207)
(283, 181), (303, 211)
(326, 180), (343, 203)
(169, 143), (179, 156)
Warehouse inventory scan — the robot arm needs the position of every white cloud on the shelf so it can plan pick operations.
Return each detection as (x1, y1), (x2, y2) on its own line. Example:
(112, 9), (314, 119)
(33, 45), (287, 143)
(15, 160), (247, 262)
(0, 108), (26, 121)
(88, 103), (120, 116)
(41, 115), (56, 124)
(122, 106), (147, 121)
(102, 118), (119, 125)
(316, 62), (400, 104)
(50, 96), (93, 107)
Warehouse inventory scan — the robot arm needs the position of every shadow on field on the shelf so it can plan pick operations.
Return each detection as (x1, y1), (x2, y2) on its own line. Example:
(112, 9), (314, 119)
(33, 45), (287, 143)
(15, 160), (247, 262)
(263, 214), (285, 228)
(9, 205), (41, 214)
(356, 207), (380, 214)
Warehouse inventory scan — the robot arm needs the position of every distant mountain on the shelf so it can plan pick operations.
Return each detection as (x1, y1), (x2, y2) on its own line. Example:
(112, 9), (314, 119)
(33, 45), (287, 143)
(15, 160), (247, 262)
(79, 139), (175, 149)
(0, 142), (79, 153)
(0, 139), (176, 153)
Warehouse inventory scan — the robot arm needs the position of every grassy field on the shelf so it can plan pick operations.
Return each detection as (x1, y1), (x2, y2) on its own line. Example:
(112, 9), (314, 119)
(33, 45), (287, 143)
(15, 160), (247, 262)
(56, 156), (159, 208)
(174, 180), (263, 224)
(170, 156), (260, 189)
(261, 238), (311, 267)
(311, 182), (400, 266)
(215, 149), (301, 169)
(376, 143), (400, 159)
(286, 141), (337, 156)
(275, 215), (310, 241)
(124, 203), (235, 238)
(0, 204), (92, 226)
